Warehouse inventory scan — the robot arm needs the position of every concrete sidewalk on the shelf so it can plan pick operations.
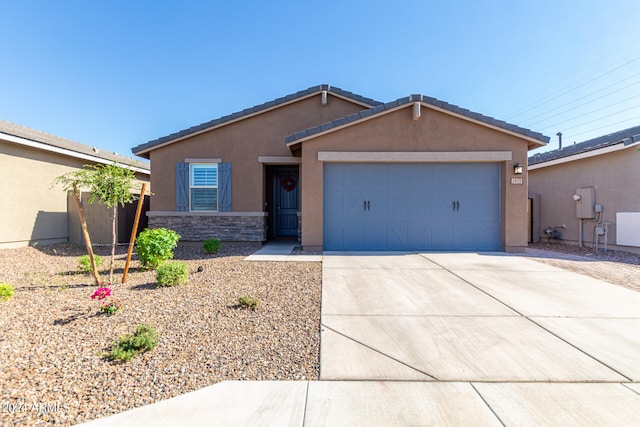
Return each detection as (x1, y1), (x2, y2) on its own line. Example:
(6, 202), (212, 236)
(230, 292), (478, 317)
(80, 252), (640, 426)
(80, 380), (640, 426)
(244, 241), (322, 262)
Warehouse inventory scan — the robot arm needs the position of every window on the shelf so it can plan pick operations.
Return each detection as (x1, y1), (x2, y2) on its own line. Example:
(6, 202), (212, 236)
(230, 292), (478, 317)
(190, 163), (218, 211)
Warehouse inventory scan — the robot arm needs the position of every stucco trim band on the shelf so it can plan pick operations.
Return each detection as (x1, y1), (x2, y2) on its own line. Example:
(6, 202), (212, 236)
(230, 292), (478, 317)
(257, 156), (301, 164)
(147, 211), (267, 217)
(184, 157), (222, 163)
(317, 151), (513, 162)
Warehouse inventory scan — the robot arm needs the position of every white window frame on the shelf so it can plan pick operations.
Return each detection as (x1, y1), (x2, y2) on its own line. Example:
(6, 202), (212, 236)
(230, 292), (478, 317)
(189, 163), (219, 212)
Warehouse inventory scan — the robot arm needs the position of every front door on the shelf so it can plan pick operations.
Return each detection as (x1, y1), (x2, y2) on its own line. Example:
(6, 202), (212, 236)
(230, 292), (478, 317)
(274, 169), (299, 237)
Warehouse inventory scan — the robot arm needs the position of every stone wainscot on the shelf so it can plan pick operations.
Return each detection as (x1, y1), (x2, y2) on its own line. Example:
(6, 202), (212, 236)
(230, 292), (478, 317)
(147, 212), (267, 242)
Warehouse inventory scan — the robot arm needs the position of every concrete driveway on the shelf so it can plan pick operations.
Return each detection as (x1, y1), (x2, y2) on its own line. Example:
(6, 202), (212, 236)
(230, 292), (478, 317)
(321, 252), (640, 382)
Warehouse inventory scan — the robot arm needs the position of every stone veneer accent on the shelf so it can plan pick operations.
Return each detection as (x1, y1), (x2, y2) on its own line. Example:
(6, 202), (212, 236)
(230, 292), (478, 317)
(147, 212), (267, 241)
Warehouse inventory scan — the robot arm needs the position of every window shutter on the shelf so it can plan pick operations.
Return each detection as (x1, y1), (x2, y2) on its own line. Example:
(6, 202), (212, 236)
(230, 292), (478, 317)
(218, 162), (232, 212)
(175, 162), (189, 212)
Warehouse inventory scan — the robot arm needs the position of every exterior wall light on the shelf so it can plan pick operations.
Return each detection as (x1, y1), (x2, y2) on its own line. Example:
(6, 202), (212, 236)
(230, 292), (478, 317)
(513, 163), (523, 175)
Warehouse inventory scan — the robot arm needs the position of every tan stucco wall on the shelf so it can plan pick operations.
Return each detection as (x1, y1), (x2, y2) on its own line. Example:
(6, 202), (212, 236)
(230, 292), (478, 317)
(0, 140), (149, 248)
(299, 106), (532, 251)
(528, 146), (640, 248)
(148, 94), (365, 212)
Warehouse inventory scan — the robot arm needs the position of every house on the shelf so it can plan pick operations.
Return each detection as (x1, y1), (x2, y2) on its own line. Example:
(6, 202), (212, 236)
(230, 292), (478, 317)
(528, 125), (640, 253)
(0, 119), (150, 249)
(132, 85), (548, 252)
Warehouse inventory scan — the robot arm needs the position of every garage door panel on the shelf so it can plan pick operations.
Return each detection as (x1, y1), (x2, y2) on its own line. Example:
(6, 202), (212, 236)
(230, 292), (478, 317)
(476, 222), (502, 250)
(389, 192), (410, 219)
(323, 163), (501, 251)
(388, 223), (409, 250)
(364, 221), (389, 250)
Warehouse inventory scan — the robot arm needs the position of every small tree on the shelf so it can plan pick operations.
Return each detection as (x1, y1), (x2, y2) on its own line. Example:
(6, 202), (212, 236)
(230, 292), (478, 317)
(54, 163), (137, 285)
(52, 170), (101, 285)
(83, 163), (137, 284)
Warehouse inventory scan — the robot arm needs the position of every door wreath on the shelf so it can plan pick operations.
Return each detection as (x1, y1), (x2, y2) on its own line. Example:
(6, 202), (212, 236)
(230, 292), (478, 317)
(280, 176), (297, 192)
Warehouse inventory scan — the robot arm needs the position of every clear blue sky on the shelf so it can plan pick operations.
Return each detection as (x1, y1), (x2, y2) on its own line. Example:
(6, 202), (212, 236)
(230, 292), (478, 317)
(1, 0), (639, 161)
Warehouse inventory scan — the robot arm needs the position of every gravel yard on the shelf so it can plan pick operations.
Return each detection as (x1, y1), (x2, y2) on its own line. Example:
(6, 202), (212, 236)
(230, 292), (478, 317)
(526, 242), (640, 292)
(0, 243), (321, 426)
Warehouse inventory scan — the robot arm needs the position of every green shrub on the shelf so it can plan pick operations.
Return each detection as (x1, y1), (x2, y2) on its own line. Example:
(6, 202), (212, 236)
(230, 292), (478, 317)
(156, 261), (189, 287)
(203, 237), (221, 254)
(135, 228), (181, 269)
(78, 254), (103, 272)
(105, 324), (158, 362)
(237, 296), (259, 310)
(0, 283), (15, 302)
(101, 299), (122, 315)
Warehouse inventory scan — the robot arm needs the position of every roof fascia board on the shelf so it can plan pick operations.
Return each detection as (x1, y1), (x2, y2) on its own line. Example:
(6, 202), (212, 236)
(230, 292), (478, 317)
(422, 103), (547, 148)
(329, 92), (377, 108)
(1, 131), (150, 174)
(529, 140), (640, 170)
(134, 90), (377, 157)
(287, 101), (547, 148)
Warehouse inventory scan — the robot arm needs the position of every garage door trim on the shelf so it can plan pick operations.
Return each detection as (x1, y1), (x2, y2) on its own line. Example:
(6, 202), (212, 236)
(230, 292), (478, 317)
(318, 151), (512, 162)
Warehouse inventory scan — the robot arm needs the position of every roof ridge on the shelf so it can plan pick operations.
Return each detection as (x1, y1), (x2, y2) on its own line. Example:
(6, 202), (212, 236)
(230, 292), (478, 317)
(529, 124), (640, 165)
(0, 119), (149, 170)
(285, 94), (549, 144)
(132, 85), (382, 156)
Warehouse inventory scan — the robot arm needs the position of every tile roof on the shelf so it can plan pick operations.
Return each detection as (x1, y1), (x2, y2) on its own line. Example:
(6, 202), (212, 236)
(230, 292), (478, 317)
(0, 119), (149, 172)
(528, 124), (640, 165)
(285, 94), (549, 145)
(132, 84), (382, 156)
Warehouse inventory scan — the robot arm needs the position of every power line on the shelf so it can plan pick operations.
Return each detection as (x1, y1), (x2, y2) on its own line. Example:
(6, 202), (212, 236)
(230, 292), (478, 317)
(552, 103), (640, 133)
(520, 75), (640, 127)
(496, 37), (640, 117)
(567, 115), (640, 139)
(527, 92), (640, 129)
(505, 54), (640, 121)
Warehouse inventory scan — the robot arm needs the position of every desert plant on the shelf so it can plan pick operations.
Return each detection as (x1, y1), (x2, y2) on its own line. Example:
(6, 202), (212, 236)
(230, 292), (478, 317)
(100, 299), (122, 315)
(135, 228), (181, 269)
(0, 283), (15, 302)
(203, 237), (221, 254)
(156, 261), (189, 287)
(237, 296), (259, 310)
(79, 254), (103, 273)
(105, 324), (158, 362)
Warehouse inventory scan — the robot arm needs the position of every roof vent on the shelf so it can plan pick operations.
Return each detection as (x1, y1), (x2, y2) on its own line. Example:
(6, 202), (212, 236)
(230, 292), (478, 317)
(556, 132), (563, 150)
(92, 147), (99, 153)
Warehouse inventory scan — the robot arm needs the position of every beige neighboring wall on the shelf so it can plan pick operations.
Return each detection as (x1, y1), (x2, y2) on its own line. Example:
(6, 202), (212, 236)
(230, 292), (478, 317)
(148, 94), (366, 212)
(528, 146), (640, 248)
(1, 140), (150, 249)
(299, 106), (532, 252)
(1, 140), (86, 248)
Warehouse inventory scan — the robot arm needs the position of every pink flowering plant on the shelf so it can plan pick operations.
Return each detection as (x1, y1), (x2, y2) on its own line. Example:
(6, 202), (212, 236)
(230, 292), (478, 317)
(91, 287), (111, 300)
(91, 285), (122, 316)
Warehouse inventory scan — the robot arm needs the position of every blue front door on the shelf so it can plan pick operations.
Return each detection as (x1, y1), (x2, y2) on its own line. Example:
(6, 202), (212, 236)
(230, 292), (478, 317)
(323, 163), (501, 251)
(274, 169), (299, 237)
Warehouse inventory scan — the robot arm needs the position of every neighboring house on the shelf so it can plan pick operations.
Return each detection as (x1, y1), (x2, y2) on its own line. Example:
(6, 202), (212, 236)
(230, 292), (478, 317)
(132, 84), (548, 252)
(0, 119), (150, 249)
(529, 125), (640, 253)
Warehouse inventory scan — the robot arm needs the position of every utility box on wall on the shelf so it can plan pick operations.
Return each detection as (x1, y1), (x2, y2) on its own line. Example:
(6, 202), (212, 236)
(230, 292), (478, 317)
(575, 187), (595, 219)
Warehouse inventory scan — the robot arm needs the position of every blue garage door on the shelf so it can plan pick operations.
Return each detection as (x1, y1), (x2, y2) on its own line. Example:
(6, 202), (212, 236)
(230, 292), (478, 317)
(323, 163), (502, 251)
